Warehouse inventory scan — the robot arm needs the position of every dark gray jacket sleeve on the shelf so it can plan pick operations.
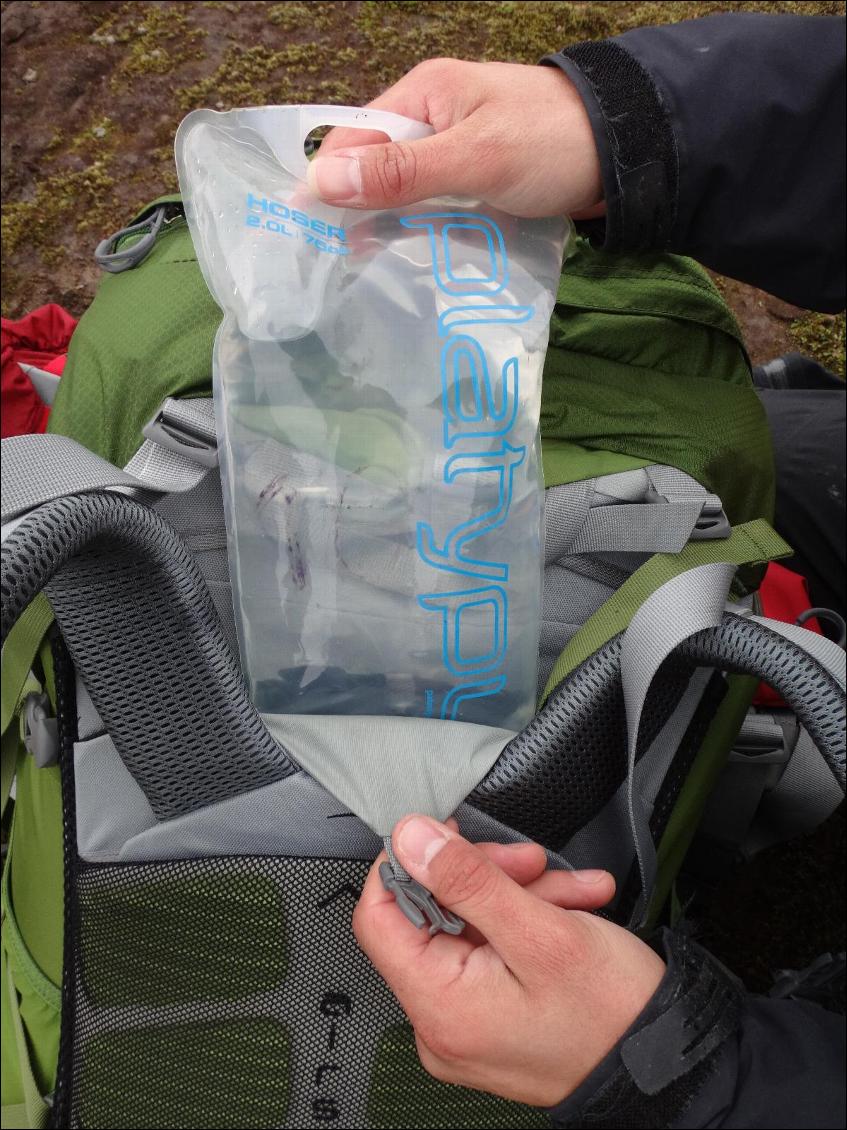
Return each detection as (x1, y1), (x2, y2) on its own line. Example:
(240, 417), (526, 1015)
(547, 930), (846, 1129)
(543, 13), (846, 312)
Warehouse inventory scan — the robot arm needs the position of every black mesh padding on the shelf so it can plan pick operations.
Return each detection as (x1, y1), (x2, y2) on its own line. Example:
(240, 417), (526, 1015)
(647, 673), (727, 842)
(1, 492), (296, 819)
(470, 639), (696, 850)
(681, 615), (846, 789)
(473, 615), (845, 850)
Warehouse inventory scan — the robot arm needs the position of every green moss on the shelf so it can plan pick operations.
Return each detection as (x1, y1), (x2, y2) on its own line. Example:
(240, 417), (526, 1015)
(268, 2), (336, 32)
(789, 312), (846, 376)
(178, 44), (298, 109)
(68, 116), (114, 154)
(1, 161), (116, 263)
(176, 36), (359, 109)
(88, 2), (205, 87)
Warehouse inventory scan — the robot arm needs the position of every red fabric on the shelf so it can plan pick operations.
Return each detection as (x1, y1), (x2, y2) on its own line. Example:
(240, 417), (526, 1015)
(1, 304), (77, 437)
(754, 561), (822, 708)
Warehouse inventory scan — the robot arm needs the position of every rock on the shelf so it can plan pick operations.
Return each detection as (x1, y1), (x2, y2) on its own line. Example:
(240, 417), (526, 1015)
(23, 67), (38, 83)
(1, 4), (39, 47)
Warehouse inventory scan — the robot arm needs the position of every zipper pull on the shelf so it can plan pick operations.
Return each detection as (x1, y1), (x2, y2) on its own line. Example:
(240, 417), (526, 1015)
(379, 862), (465, 937)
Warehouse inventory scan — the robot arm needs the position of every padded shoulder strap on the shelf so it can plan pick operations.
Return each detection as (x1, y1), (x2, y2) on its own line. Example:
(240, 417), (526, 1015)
(2, 490), (296, 820)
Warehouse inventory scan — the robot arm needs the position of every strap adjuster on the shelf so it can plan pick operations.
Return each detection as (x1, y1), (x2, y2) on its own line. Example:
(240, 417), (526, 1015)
(690, 503), (731, 541)
(142, 404), (218, 468)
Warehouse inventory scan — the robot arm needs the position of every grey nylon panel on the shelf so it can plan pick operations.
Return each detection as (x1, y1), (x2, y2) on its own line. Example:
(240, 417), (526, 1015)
(154, 472), (239, 656)
(73, 731), (570, 868)
(620, 562), (738, 924)
(538, 562), (617, 691)
(262, 714), (515, 836)
(75, 673), (105, 742)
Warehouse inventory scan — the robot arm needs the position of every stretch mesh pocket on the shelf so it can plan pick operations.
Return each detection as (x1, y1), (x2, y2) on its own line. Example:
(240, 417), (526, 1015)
(57, 855), (550, 1129)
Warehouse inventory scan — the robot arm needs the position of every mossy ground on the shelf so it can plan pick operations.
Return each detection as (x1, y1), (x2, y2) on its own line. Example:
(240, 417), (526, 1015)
(2, 0), (844, 367)
(1, 0), (844, 984)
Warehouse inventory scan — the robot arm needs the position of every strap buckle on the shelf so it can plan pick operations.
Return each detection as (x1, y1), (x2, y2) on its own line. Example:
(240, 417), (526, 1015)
(690, 503), (731, 541)
(142, 403), (218, 468)
(379, 862), (465, 937)
(22, 693), (59, 769)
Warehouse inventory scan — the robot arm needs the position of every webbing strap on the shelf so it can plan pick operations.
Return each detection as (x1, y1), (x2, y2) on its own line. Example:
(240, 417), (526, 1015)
(542, 519), (792, 702)
(621, 574), (845, 927)
(620, 562), (738, 926)
(0, 398), (216, 529)
(544, 464), (723, 561)
(568, 499), (706, 555)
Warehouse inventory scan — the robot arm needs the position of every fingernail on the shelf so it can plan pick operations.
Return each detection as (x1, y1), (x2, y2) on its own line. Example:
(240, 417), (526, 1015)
(307, 154), (362, 202)
(397, 816), (450, 869)
(570, 869), (609, 884)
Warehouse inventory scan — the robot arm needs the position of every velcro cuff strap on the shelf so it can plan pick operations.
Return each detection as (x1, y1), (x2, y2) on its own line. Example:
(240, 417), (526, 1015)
(620, 932), (742, 1094)
(543, 40), (678, 251)
(553, 929), (741, 1128)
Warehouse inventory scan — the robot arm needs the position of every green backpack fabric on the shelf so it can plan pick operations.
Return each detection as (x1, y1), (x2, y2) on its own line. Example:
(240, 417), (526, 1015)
(46, 198), (774, 522)
(1, 196), (783, 1126)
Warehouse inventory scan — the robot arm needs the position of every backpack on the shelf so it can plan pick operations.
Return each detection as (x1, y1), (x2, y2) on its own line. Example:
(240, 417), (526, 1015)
(2, 197), (844, 1130)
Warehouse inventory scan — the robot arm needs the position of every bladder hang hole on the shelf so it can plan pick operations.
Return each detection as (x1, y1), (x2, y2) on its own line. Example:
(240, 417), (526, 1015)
(303, 124), (391, 160)
(304, 126), (332, 160)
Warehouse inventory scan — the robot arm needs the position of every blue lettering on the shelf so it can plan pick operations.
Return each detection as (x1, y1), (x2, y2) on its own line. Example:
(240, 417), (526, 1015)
(409, 211), (534, 720)
(400, 213), (509, 296)
(418, 585), (508, 676)
(417, 443), (526, 582)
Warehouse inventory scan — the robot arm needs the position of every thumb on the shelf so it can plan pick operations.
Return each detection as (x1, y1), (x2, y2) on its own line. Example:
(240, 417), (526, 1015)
(393, 815), (544, 967)
(306, 130), (473, 209)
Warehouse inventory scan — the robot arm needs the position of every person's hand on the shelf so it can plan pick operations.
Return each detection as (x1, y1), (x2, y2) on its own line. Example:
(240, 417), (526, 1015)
(307, 59), (604, 219)
(353, 815), (665, 1108)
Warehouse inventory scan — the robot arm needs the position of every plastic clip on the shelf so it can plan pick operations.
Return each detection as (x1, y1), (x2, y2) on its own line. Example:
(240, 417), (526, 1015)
(22, 693), (59, 769)
(798, 607), (847, 649)
(142, 404), (218, 468)
(690, 504), (731, 541)
(379, 862), (465, 937)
